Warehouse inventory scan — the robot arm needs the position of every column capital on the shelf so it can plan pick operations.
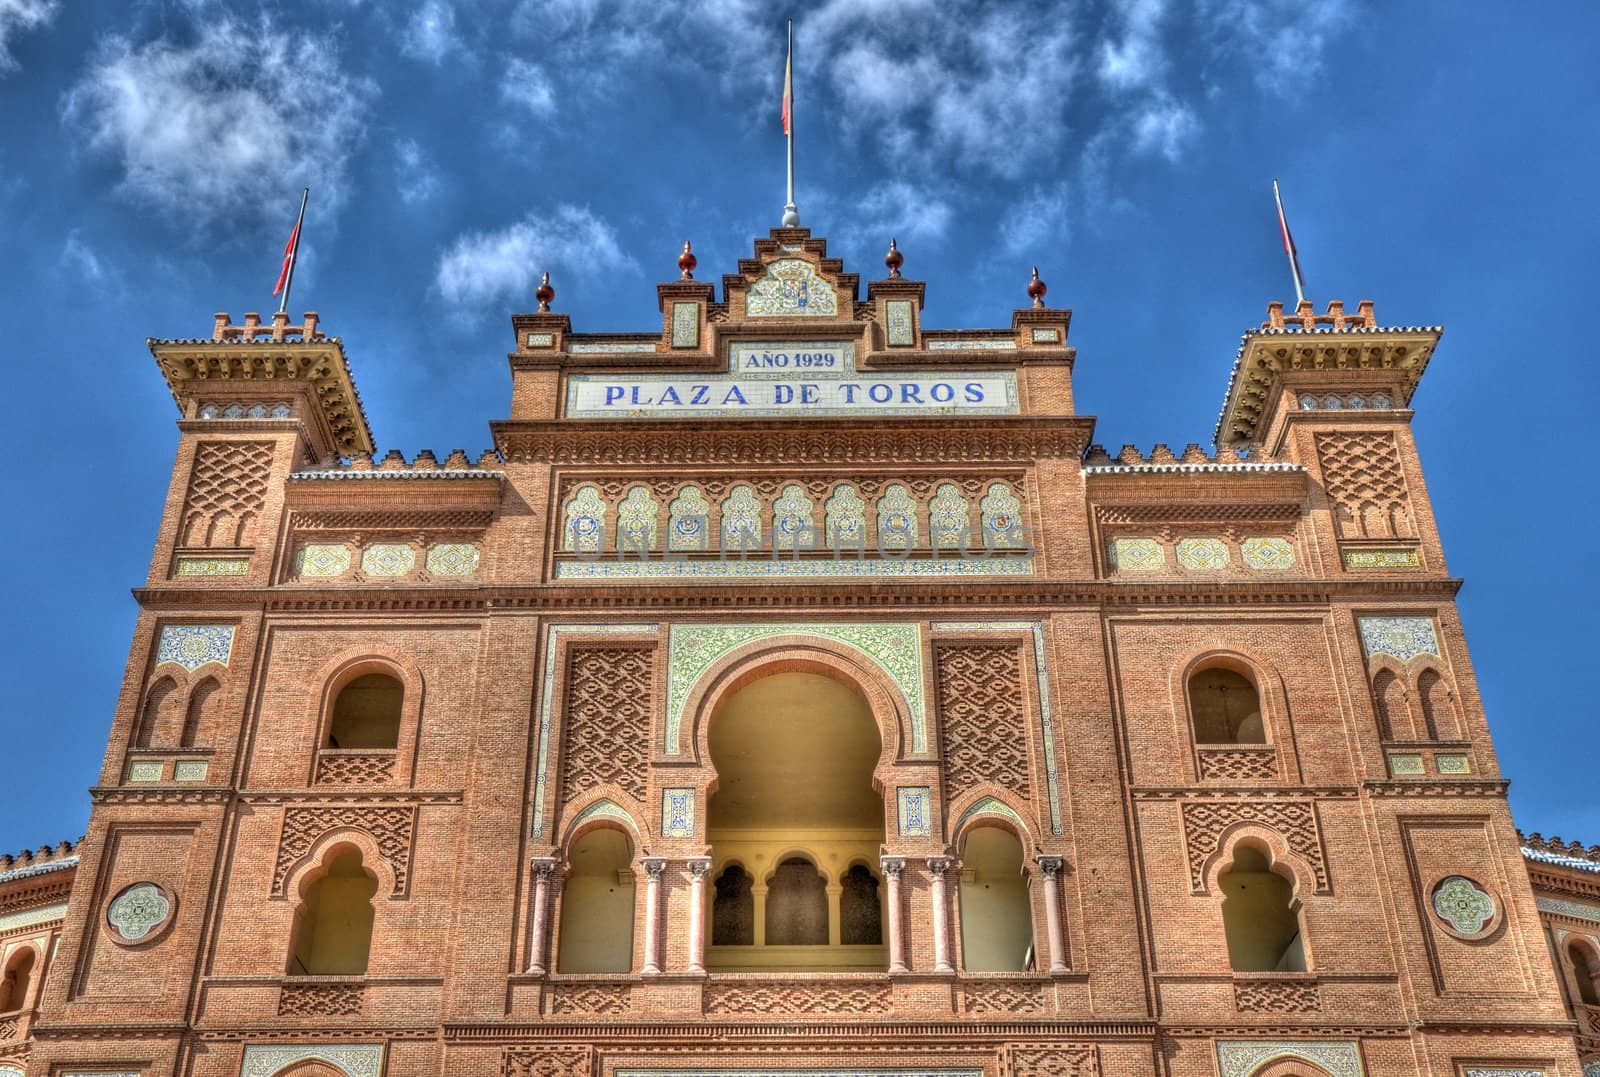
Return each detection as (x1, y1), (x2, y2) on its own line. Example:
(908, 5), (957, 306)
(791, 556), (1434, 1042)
(687, 856), (713, 879)
(530, 856), (560, 879)
(642, 857), (669, 877)
(1035, 854), (1064, 879)
(880, 856), (905, 878)
(927, 856), (953, 877)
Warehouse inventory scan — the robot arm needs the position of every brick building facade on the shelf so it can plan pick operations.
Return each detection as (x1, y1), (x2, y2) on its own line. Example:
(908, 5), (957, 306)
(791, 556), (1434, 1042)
(1, 228), (1592, 1077)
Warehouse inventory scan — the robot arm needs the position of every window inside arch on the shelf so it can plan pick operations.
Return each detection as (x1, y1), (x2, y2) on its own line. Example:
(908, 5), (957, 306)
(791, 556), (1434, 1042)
(1372, 669), (1407, 741)
(1417, 669), (1458, 740)
(765, 857), (828, 945)
(1, 947), (34, 1011)
(326, 674), (402, 749)
(959, 826), (1034, 971)
(712, 864), (754, 946)
(287, 846), (377, 975)
(839, 864), (882, 946)
(1569, 942), (1600, 1005)
(181, 678), (220, 748)
(135, 678), (180, 749)
(557, 828), (635, 974)
(1189, 668), (1265, 745)
(1219, 845), (1306, 972)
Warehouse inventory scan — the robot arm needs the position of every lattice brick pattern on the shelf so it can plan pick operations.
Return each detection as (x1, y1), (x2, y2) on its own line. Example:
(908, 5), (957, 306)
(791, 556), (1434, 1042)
(180, 441), (274, 548)
(273, 805), (415, 895)
(703, 981), (891, 1015)
(1002, 1045), (1101, 1077)
(961, 979), (1047, 1013)
(1233, 980), (1320, 1013)
(937, 644), (1031, 798)
(313, 751), (396, 786)
(504, 1047), (593, 1077)
(549, 984), (629, 1015)
(561, 647), (654, 804)
(0, 1015), (17, 1041)
(277, 983), (365, 1015)
(1181, 799), (1328, 892)
(1315, 431), (1412, 539)
(1197, 747), (1279, 782)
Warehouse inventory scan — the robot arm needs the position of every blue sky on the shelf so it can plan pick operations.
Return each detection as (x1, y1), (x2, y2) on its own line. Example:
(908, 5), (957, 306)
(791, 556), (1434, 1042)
(1, 1), (1596, 851)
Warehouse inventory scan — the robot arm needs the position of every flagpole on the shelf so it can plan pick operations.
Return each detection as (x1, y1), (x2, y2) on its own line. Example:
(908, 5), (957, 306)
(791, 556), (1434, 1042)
(782, 19), (799, 227)
(278, 187), (310, 314)
(1272, 179), (1305, 307)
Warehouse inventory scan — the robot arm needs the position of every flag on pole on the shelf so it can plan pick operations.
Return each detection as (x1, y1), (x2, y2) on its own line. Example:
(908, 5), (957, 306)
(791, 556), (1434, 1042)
(781, 33), (793, 136)
(1272, 178), (1306, 305)
(274, 188), (310, 311)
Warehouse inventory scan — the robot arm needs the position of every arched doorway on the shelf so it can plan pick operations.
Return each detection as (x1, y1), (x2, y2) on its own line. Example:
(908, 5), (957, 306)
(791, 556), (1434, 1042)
(706, 669), (886, 971)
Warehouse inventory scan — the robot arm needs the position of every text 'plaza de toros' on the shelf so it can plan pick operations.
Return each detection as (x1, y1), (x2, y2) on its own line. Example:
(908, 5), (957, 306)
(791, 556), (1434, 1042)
(1, 228), (1599, 1077)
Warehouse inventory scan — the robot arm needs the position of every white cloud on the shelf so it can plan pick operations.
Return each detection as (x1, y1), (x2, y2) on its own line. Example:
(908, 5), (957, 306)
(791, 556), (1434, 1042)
(434, 205), (635, 310)
(1130, 97), (1199, 161)
(1199, 0), (1353, 95)
(394, 138), (439, 204)
(847, 181), (954, 245)
(401, 0), (465, 64)
(1098, 0), (1168, 91)
(998, 181), (1070, 256)
(0, 0), (57, 75)
(500, 58), (555, 116)
(60, 230), (108, 282)
(62, 15), (376, 227)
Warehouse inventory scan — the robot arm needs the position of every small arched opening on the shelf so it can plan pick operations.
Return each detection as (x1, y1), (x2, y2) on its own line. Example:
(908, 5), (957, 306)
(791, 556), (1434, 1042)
(1417, 669), (1459, 741)
(958, 826), (1034, 971)
(557, 827), (635, 974)
(1189, 666), (1265, 745)
(0, 947), (35, 1012)
(135, 677), (180, 749)
(1372, 669), (1407, 741)
(325, 673), (403, 749)
(765, 856), (828, 945)
(181, 677), (221, 748)
(712, 863), (755, 946)
(839, 863), (883, 946)
(287, 845), (377, 976)
(1219, 844), (1306, 972)
(1568, 940), (1600, 1006)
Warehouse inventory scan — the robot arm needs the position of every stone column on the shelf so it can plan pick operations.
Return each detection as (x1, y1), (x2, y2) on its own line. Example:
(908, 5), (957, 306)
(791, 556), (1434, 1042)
(928, 857), (954, 973)
(752, 884), (768, 947)
(641, 857), (667, 974)
(526, 857), (558, 974)
(827, 883), (844, 946)
(686, 857), (712, 974)
(881, 857), (907, 973)
(1036, 855), (1068, 973)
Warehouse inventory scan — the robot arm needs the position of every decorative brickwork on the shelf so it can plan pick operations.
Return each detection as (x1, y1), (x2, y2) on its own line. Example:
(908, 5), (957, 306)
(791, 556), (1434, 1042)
(1001, 1044), (1100, 1077)
(1197, 747), (1279, 781)
(273, 805), (415, 895)
(936, 643), (1030, 799)
(180, 440), (273, 547)
(561, 647), (654, 804)
(313, 751), (396, 786)
(1316, 430), (1414, 539)
(961, 979), (1047, 1013)
(1181, 799), (1329, 892)
(503, 1047), (592, 1077)
(703, 980), (891, 1015)
(278, 982), (365, 1015)
(1233, 979), (1320, 1013)
(549, 983), (629, 1015)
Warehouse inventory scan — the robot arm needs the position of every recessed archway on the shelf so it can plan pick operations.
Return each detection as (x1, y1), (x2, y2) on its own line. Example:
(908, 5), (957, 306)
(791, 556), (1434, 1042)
(705, 668), (887, 971)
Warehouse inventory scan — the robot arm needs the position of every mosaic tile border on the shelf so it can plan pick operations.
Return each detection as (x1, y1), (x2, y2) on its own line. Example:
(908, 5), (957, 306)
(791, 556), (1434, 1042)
(174, 556), (249, 577)
(564, 798), (638, 842)
(1216, 1040), (1363, 1077)
(240, 1043), (385, 1077)
(531, 624), (660, 838)
(156, 624), (235, 672)
(897, 787), (933, 837)
(554, 555), (1034, 580)
(953, 795), (1028, 837)
(666, 623), (926, 755)
(1345, 549), (1420, 569)
(1535, 895), (1600, 924)
(617, 1070), (983, 1077)
(1358, 616), (1440, 662)
(931, 621), (1063, 836)
(662, 788), (695, 838)
(0, 901), (67, 934)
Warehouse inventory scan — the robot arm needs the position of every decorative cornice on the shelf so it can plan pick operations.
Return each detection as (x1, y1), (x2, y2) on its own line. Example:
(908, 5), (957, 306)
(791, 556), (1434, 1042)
(1084, 462), (1303, 475)
(289, 509), (497, 532)
(1361, 779), (1510, 797)
(441, 1019), (1158, 1042)
(238, 790), (464, 805)
(492, 418), (1093, 465)
(1131, 787), (1361, 801)
(90, 787), (232, 806)
(289, 469), (503, 482)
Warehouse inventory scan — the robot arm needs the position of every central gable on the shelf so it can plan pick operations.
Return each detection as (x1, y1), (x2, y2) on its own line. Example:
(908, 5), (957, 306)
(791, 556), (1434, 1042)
(746, 258), (839, 317)
(720, 227), (860, 325)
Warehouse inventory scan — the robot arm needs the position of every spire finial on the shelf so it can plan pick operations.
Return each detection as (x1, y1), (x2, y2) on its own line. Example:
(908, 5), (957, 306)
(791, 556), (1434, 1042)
(678, 241), (697, 280)
(535, 271), (554, 312)
(1027, 266), (1047, 309)
(885, 237), (903, 278)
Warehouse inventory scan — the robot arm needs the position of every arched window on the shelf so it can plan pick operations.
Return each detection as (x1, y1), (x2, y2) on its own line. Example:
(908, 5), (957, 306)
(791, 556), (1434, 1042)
(557, 828), (635, 974)
(839, 863), (882, 946)
(1189, 667), (1265, 745)
(326, 674), (402, 750)
(1569, 941), (1600, 1005)
(1219, 845), (1306, 972)
(181, 678), (221, 748)
(1417, 669), (1458, 740)
(1372, 669), (1407, 741)
(712, 864), (754, 946)
(135, 678), (179, 749)
(287, 846), (377, 975)
(766, 857), (828, 945)
(959, 826), (1034, 971)
(1, 947), (34, 1012)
